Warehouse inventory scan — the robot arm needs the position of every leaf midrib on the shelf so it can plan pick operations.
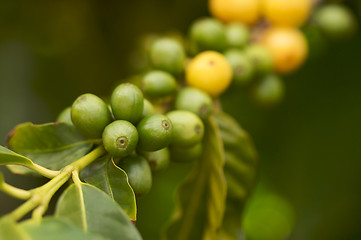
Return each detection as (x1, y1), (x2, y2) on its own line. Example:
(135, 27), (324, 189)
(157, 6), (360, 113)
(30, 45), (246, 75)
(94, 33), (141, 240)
(14, 140), (95, 154)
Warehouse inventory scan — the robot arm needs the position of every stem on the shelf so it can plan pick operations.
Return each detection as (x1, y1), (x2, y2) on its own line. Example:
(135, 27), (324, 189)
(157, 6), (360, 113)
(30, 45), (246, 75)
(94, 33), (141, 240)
(27, 163), (60, 179)
(0, 182), (31, 200)
(5, 145), (107, 222)
(7, 198), (39, 221)
(70, 145), (106, 171)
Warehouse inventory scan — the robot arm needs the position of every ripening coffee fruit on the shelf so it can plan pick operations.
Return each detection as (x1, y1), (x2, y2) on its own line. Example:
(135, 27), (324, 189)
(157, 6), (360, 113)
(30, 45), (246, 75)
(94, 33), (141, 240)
(141, 70), (177, 98)
(189, 17), (227, 53)
(71, 93), (112, 138)
(140, 147), (170, 172)
(224, 49), (254, 85)
(170, 143), (203, 162)
(137, 114), (173, 151)
(102, 120), (139, 158)
(175, 87), (213, 119)
(313, 4), (357, 40)
(149, 37), (186, 74)
(262, 0), (311, 27)
(142, 99), (156, 118)
(186, 51), (233, 96)
(262, 28), (308, 74)
(244, 44), (273, 75)
(225, 22), (250, 49)
(56, 107), (73, 125)
(209, 0), (261, 25)
(118, 155), (152, 197)
(166, 110), (204, 148)
(110, 83), (144, 124)
(253, 74), (284, 106)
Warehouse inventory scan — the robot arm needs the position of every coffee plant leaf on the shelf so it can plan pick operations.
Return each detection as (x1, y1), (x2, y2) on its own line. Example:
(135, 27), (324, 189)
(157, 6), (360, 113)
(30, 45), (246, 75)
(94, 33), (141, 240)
(6, 122), (93, 175)
(164, 116), (227, 240)
(0, 217), (30, 240)
(21, 217), (104, 240)
(214, 111), (258, 240)
(0, 145), (36, 169)
(80, 155), (137, 221)
(55, 183), (142, 240)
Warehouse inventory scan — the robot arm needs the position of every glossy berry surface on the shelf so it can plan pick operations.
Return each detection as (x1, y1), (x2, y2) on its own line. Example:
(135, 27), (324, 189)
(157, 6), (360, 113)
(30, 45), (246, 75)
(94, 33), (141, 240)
(118, 155), (152, 197)
(71, 93), (112, 138)
(110, 83), (144, 124)
(102, 120), (139, 158)
(166, 110), (204, 148)
(189, 17), (227, 53)
(186, 51), (233, 96)
(175, 87), (213, 119)
(137, 114), (173, 152)
(263, 0), (311, 27)
(140, 147), (170, 172)
(225, 22), (250, 49)
(314, 4), (357, 40)
(142, 99), (156, 118)
(209, 0), (261, 25)
(224, 49), (254, 85)
(253, 74), (284, 106)
(149, 37), (186, 74)
(262, 28), (308, 74)
(245, 44), (273, 75)
(141, 70), (177, 98)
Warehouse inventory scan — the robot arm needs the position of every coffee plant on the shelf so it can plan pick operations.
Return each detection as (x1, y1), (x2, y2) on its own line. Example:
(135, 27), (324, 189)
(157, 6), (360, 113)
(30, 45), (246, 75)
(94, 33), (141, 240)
(0, 0), (357, 239)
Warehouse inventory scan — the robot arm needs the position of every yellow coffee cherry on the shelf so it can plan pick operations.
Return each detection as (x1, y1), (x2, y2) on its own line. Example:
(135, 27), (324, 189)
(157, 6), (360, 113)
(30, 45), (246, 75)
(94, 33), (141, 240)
(262, 28), (308, 74)
(186, 51), (233, 96)
(262, 0), (312, 27)
(209, 0), (261, 26)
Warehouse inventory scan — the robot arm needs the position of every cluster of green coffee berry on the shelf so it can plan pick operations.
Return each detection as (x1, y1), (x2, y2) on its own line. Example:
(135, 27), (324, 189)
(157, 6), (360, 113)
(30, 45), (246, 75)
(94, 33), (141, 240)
(57, 77), (212, 196)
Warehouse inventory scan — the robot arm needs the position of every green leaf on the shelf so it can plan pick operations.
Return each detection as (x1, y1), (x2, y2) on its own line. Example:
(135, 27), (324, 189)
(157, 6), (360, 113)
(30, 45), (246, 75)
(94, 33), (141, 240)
(80, 155), (137, 221)
(164, 116), (227, 240)
(21, 217), (104, 240)
(6, 122), (94, 175)
(55, 183), (142, 240)
(0, 145), (35, 168)
(214, 112), (258, 240)
(0, 217), (30, 240)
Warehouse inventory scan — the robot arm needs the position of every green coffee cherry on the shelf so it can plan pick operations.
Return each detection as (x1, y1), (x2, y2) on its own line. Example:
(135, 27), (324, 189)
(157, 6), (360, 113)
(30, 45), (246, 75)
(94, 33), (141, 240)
(137, 114), (173, 151)
(224, 49), (254, 85)
(170, 143), (202, 162)
(190, 17), (226, 53)
(56, 107), (73, 125)
(166, 110), (204, 148)
(140, 147), (170, 172)
(225, 23), (250, 49)
(149, 37), (186, 74)
(141, 70), (177, 98)
(253, 75), (284, 107)
(110, 83), (144, 124)
(245, 44), (273, 75)
(118, 155), (152, 197)
(314, 4), (357, 40)
(175, 87), (213, 119)
(71, 93), (112, 138)
(102, 120), (139, 158)
(142, 99), (156, 118)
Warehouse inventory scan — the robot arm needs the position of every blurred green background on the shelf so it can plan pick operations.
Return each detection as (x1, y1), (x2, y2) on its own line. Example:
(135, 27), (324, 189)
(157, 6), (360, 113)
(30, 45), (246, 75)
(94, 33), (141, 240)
(0, 0), (360, 239)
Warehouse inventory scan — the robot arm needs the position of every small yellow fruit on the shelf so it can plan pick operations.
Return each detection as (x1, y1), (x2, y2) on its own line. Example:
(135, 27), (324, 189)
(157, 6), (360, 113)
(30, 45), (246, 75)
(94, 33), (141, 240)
(262, 0), (312, 27)
(209, 0), (261, 26)
(262, 28), (308, 74)
(186, 51), (233, 96)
